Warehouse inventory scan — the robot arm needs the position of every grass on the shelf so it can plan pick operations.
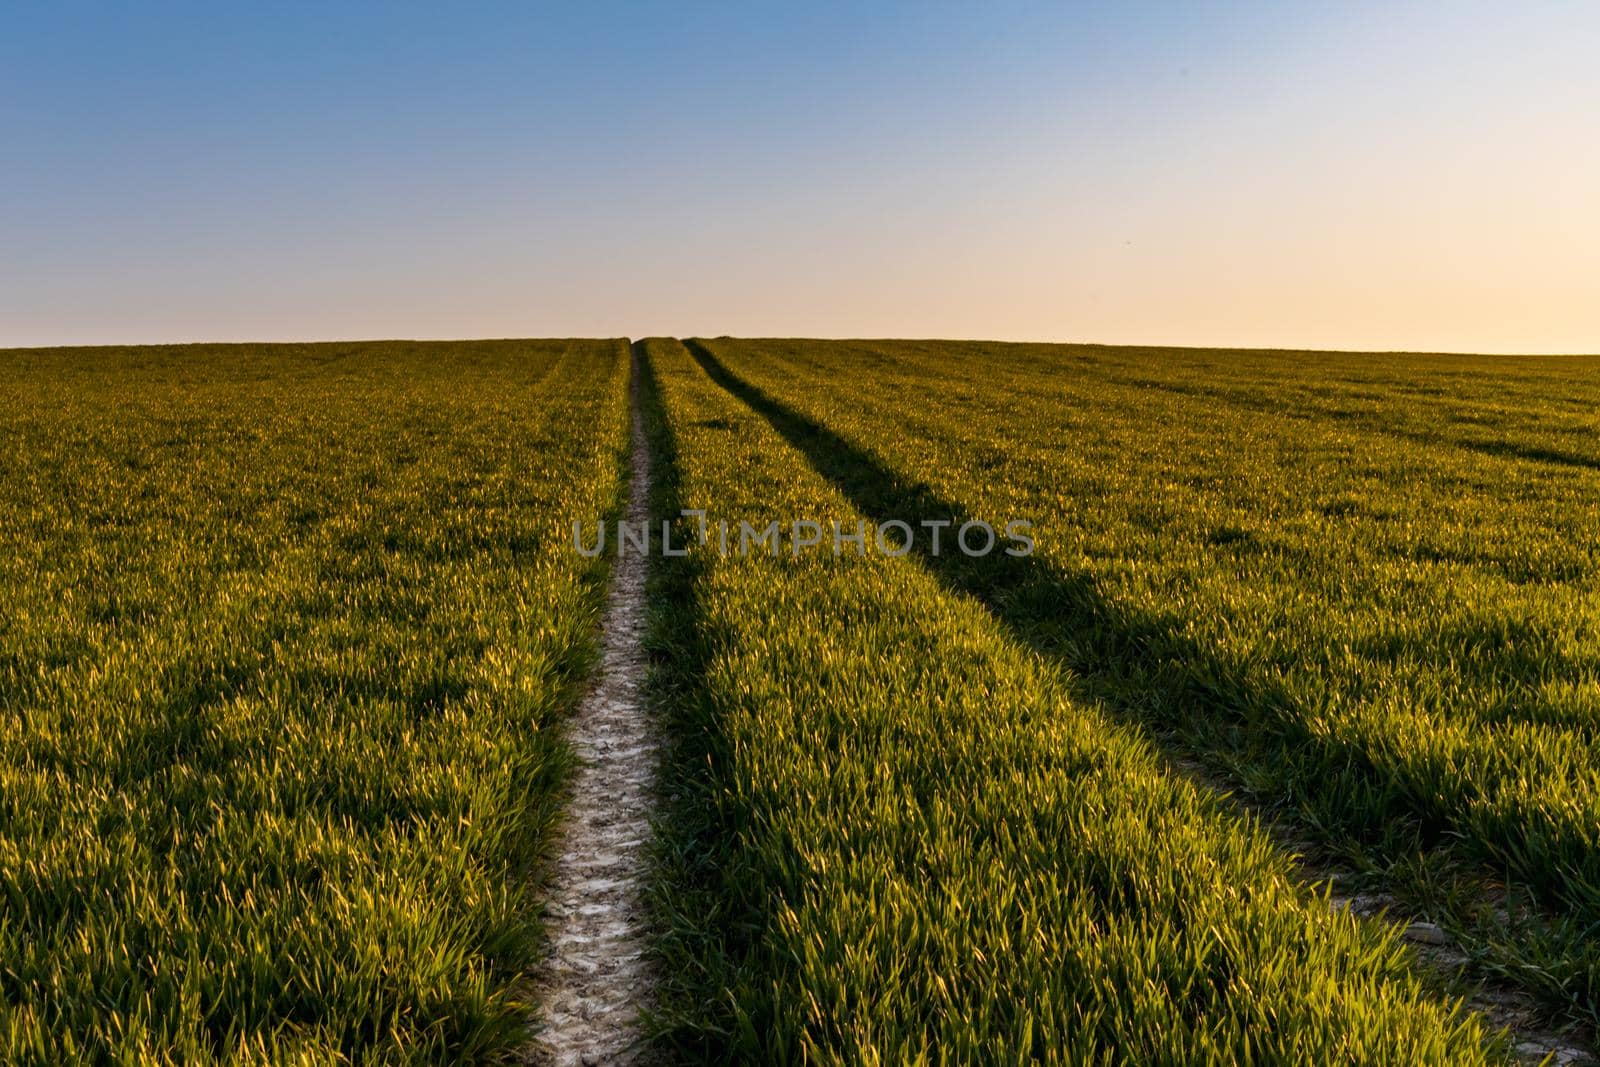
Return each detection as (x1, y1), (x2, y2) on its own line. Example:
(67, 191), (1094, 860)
(685, 336), (1600, 1032)
(638, 337), (1506, 1063)
(4, 333), (1590, 1063)
(0, 339), (630, 1063)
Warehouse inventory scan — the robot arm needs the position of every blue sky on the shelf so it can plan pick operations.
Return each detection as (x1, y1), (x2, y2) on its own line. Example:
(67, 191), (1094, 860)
(3, 2), (1597, 351)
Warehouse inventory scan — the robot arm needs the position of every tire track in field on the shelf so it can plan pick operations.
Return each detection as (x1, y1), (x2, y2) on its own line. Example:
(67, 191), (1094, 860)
(528, 340), (656, 1066)
(681, 339), (1596, 1067)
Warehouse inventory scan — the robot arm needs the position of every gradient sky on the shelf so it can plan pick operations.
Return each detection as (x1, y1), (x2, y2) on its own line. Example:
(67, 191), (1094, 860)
(3, 2), (1597, 352)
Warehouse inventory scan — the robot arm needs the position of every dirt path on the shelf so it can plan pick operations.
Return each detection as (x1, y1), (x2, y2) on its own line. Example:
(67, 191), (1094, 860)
(519, 340), (1593, 1065)
(528, 342), (656, 1066)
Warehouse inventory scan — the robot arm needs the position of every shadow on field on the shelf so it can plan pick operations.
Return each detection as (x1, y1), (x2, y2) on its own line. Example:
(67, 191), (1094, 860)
(632, 341), (783, 1058)
(678, 339), (1435, 848)
(676, 339), (1600, 1035)
(1454, 438), (1600, 472)
(1108, 370), (1600, 476)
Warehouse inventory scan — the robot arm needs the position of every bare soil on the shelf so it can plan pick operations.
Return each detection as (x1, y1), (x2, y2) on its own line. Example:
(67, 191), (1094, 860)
(527, 345), (657, 1066)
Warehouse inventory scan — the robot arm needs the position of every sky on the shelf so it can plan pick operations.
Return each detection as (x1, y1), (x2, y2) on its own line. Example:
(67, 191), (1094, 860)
(3, 2), (1597, 353)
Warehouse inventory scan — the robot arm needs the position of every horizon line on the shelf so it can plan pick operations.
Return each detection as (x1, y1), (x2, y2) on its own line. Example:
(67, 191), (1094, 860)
(5, 333), (1598, 360)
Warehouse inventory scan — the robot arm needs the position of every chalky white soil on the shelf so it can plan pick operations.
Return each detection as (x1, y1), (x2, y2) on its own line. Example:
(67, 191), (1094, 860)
(528, 346), (657, 1066)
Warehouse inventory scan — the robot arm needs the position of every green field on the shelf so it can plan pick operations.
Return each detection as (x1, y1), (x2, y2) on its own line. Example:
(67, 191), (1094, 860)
(2, 337), (1595, 1063)
(672, 339), (1600, 1034)
(0, 341), (630, 1061)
